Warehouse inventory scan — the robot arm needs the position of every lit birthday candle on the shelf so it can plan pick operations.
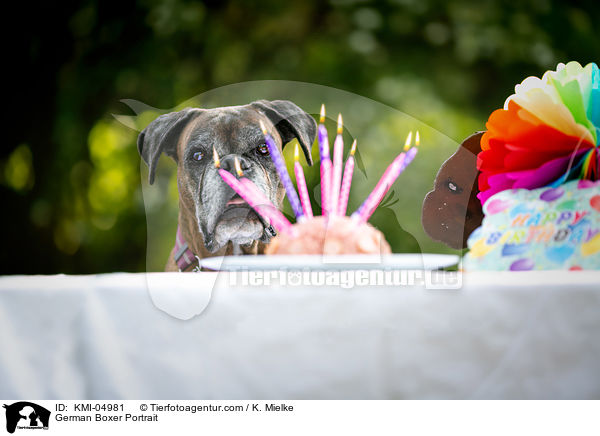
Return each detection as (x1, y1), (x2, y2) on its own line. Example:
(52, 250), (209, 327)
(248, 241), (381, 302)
(330, 113), (344, 215)
(398, 130), (419, 174)
(233, 157), (296, 235)
(352, 132), (411, 219)
(260, 120), (305, 222)
(213, 145), (220, 168)
(337, 139), (357, 216)
(294, 144), (314, 218)
(352, 131), (418, 224)
(409, 130), (420, 163)
(318, 104), (333, 216)
(215, 149), (294, 235)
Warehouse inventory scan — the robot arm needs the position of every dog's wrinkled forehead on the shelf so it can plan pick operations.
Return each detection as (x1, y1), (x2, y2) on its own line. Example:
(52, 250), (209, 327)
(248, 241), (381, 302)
(179, 107), (278, 156)
(138, 99), (316, 184)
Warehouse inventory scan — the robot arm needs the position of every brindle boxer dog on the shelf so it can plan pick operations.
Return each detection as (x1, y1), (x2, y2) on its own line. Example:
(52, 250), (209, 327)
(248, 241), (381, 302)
(137, 100), (316, 271)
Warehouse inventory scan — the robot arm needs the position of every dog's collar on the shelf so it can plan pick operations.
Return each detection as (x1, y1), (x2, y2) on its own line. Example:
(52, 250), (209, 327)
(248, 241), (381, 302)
(173, 224), (278, 272)
(173, 226), (201, 272)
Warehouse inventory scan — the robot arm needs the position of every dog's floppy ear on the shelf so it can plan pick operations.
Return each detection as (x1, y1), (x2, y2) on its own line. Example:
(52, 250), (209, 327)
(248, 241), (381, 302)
(137, 108), (200, 184)
(250, 100), (317, 165)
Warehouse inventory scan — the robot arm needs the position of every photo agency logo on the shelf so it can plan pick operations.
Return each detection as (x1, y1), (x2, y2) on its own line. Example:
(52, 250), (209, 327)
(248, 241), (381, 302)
(227, 267), (462, 289)
(2, 402), (50, 433)
(114, 81), (468, 318)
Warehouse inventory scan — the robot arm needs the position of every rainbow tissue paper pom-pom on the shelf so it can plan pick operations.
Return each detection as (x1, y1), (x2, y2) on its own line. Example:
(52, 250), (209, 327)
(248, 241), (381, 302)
(477, 61), (600, 205)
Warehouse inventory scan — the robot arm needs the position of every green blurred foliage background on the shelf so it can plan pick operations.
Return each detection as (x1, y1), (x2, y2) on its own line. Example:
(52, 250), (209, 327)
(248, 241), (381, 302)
(3, 0), (598, 274)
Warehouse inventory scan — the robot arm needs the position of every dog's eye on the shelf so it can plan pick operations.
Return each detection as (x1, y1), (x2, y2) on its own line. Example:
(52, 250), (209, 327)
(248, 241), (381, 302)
(256, 143), (269, 156)
(192, 151), (204, 161)
(446, 179), (463, 194)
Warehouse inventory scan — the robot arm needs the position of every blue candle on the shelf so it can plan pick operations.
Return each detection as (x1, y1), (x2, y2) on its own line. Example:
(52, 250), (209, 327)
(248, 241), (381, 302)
(260, 120), (305, 221)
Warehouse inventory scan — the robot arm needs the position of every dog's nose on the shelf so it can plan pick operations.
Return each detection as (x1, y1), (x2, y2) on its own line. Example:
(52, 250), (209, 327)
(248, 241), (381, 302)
(220, 154), (252, 174)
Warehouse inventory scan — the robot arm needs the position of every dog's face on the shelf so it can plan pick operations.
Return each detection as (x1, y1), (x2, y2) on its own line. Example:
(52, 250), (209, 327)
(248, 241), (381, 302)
(138, 100), (316, 253)
(422, 132), (484, 249)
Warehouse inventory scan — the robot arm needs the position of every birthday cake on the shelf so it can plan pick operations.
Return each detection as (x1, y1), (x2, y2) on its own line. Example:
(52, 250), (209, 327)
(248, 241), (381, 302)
(464, 61), (600, 271)
(463, 180), (600, 270)
(265, 215), (391, 255)
(216, 105), (417, 257)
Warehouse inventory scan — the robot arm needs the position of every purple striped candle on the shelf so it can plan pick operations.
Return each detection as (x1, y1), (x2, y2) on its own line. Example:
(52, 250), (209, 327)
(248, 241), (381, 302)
(260, 120), (305, 221)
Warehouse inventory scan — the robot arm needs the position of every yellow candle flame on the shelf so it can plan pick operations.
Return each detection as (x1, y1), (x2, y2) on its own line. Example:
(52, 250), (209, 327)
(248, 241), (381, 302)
(403, 131), (413, 151)
(234, 157), (243, 177)
(294, 143), (300, 162)
(415, 130), (420, 147)
(259, 120), (268, 135)
(213, 147), (220, 168)
(350, 139), (357, 156)
(337, 113), (343, 135)
(320, 104), (326, 124)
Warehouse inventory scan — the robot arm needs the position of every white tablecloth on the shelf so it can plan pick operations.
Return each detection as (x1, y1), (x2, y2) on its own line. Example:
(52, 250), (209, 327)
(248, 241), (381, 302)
(0, 271), (599, 399)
